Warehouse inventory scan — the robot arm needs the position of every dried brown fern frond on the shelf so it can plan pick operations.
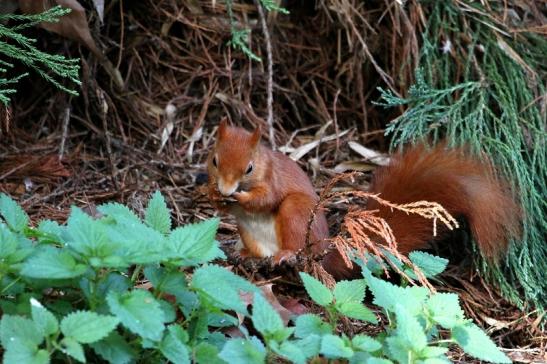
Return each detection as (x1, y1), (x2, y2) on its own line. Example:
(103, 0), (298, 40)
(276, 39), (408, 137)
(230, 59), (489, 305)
(308, 173), (460, 290)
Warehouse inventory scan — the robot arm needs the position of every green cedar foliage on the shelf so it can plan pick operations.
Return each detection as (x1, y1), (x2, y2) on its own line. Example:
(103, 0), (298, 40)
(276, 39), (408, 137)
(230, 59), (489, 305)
(0, 6), (80, 105)
(0, 192), (510, 363)
(377, 0), (546, 314)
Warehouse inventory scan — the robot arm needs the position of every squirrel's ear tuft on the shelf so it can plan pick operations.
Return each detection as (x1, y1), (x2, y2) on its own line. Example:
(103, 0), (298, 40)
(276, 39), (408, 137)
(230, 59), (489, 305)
(218, 117), (229, 139)
(250, 126), (261, 149)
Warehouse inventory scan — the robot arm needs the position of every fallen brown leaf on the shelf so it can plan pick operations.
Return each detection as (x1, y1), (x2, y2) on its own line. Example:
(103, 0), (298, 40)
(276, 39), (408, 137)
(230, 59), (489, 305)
(239, 284), (294, 326)
(259, 283), (293, 325)
(0, 154), (71, 181)
(19, 0), (102, 58)
(278, 297), (308, 316)
(18, 0), (124, 89)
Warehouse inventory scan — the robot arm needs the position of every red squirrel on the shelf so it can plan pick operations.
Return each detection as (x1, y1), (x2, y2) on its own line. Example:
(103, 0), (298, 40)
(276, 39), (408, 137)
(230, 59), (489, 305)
(207, 119), (329, 263)
(207, 121), (520, 278)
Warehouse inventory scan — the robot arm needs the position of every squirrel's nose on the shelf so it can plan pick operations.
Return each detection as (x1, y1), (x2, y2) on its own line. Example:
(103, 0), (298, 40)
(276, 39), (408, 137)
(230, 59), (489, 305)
(218, 180), (239, 196)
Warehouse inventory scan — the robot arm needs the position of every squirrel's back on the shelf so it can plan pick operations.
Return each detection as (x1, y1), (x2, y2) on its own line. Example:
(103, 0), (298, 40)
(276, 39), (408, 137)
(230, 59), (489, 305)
(269, 150), (319, 201)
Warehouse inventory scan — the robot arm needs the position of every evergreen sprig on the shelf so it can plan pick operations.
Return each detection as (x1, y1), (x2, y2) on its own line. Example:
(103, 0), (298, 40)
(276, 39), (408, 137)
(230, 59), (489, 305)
(377, 1), (547, 314)
(224, 0), (288, 61)
(0, 6), (81, 105)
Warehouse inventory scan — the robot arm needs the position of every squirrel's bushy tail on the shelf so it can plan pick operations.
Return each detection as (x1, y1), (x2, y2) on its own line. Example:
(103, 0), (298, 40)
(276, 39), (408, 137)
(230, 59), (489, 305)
(323, 143), (520, 279)
(367, 143), (520, 258)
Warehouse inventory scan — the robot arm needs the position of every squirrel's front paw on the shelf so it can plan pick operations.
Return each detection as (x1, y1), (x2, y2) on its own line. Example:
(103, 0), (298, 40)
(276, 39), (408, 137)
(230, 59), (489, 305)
(273, 250), (298, 266)
(233, 191), (252, 206)
(210, 189), (237, 209)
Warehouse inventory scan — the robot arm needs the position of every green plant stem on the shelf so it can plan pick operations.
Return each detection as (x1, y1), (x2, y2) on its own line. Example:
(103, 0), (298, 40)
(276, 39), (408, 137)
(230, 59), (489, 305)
(0, 275), (21, 294)
(130, 265), (142, 283)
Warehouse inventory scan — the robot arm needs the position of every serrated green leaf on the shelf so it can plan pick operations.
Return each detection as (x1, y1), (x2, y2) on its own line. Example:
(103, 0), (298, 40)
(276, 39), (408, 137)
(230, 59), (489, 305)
(395, 304), (427, 351)
(366, 358), (394, 364)
(386, 336), (411, 363)
(294, 313), (332, 338)
(36, 219), (63, 243)
(419, 358), (451, 364)
(353, 251), (387, 276)
(452, 323), (511, 363)
(219, 338), (266, 364)
(169, 324), (189, 343)
(320, 334), (354, 358)
(333, 279), (367, 304)
(408, 251), (448, 278)
(107, 290), (165, 341)
(37, 220), (60, 234)
(191, 265), (259, 313)
(91, 332), (136, 364)
(168, 218), (220, 264)
(60, 311), (119, 344)
(159, 325), (190, 364)
(20, 247), (87, 279)
(65, 207), (113, 257)
(189, 309), (210, 339)
(272, 340), (307, 364)
(205, 312), (238, 329)
(352, 335), (381, 352)
(363, 268), (428, 315)
(427, 293), (465, 329)
(0, 193), (29, 232)
(30, 298), (59, 337)
(251, 293), (283, 336)
(0, 223), (18, 258)
(103, 215), (167, 264)
(61, 337), (85, 362)
(2, 341), (49, 364)
(200, 243), (226, 262)
(159, 299), (177, 323)
(96, 273), (131, 297)
(145, 191), (171, 234)
(294, 334), (322, 358)
(363, 268), (398, 310)
(0, 314), (43, 347)
(144, 266), (186, 296)
(420, 346), (449, 358)
(271, 327), (295, 343)
(176, 288), (200, 318)
(98, 202), (140, 223)
(6, 246), (34, 265)
(100, 255), (129, 268)
(206, 331), (228, 349)
(337, 301), (378, 323)
(195, 342), (226, 364)
(299, 272), (333, 307)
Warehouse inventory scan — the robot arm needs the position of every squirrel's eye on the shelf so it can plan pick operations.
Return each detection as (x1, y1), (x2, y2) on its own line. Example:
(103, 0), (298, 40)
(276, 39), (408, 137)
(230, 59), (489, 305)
(212, 156), (218, 168)
(245, 163), (253, 175)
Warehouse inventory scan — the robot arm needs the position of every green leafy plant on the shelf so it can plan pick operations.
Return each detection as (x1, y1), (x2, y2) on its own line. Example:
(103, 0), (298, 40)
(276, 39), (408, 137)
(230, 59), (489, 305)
(214, 264), (510, 363)
(0, 191), (234, 363)
(0, 192), (510, 363)
(0, 6), (81, 105)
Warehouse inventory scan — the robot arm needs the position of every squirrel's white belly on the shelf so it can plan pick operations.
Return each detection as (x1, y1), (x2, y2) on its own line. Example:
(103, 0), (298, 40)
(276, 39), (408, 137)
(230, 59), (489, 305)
(235, 211), (279, 256)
